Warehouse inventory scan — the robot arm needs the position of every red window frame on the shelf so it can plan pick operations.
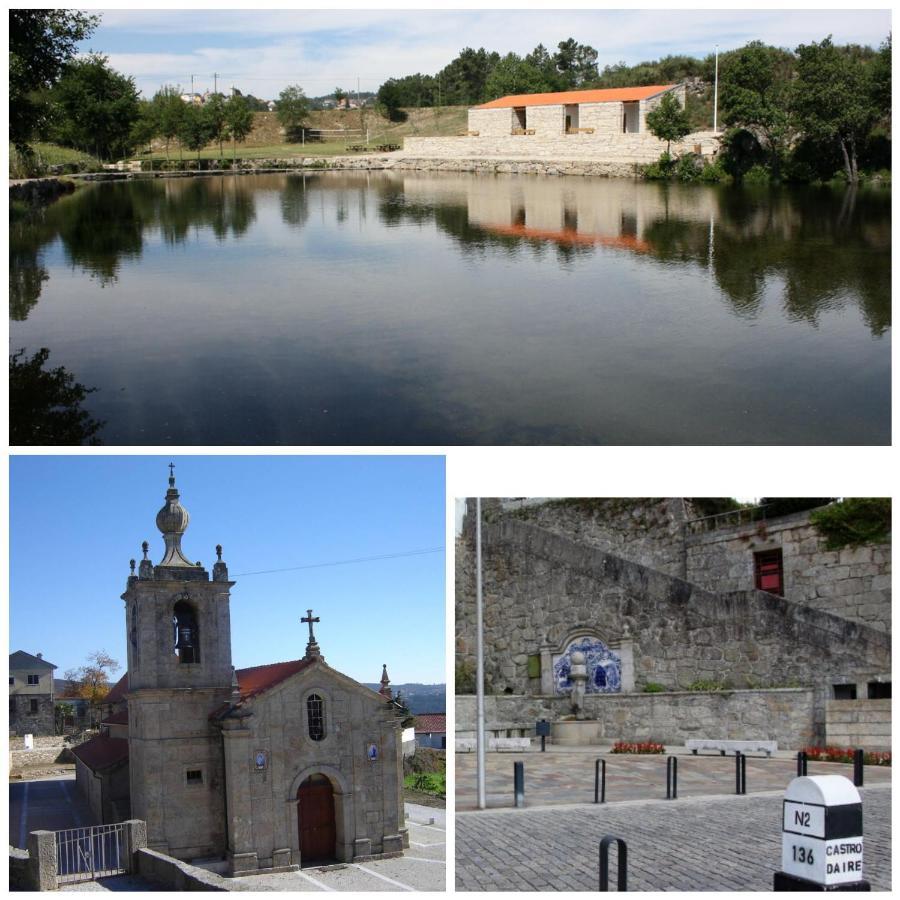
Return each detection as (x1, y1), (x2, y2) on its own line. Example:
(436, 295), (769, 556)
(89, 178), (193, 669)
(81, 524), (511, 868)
(754, 549), (784, 596)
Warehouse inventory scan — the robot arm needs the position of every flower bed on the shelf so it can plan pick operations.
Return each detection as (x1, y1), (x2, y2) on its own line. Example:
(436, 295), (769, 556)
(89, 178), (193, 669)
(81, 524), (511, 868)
(803, 746), (891, 766)
(611, 741), (665, 754)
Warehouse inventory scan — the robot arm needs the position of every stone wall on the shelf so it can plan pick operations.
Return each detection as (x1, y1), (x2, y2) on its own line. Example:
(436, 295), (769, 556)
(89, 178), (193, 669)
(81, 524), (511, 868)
(9, 846), (30, 890)
(469, 107), (511, 138)
(526, 104), (565, 136)
(639, 85), (688, 132)
(9, 694), (55, 736)
(456, 688), (817, 748)
(580, 102), (621, 134)
(456, 518), (890, 743)
(474, 498), (690, 578)
(685, 510), (891, 632)
(136, 848), (260, 891)
(403, 130), (719, 162)
(825, 699), (891, 750)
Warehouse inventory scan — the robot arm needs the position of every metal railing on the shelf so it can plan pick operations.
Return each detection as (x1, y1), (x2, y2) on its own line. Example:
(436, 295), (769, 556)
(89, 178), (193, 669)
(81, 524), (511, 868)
(684, 505), (768, 535)
(55, 823), (130, 885)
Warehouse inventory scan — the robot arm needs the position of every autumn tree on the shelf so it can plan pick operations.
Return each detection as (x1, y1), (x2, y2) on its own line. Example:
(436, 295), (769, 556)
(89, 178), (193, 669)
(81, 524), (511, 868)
(64, 650), (120, 725)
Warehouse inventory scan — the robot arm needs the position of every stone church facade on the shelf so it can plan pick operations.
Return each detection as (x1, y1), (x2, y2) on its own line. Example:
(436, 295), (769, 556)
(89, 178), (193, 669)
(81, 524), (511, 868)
(76, 469), (407, 873)
(456, 499), (891, 750)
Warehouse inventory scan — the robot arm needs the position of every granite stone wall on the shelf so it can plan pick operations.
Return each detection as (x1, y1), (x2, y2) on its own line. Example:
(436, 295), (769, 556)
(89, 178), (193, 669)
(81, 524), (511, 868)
(825, 699), (891, 750)
(526, 104), (565, 136)
(469, 107), (512, 137)
(456, 688), (817, 748)
(685, 510), (891, 633)
(9, 694), (55, 736)
(456, 518), (890, 743)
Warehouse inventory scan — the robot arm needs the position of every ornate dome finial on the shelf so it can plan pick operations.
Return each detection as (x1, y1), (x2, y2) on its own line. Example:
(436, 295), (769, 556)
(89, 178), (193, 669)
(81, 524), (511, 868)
(155, 465), (193, 567)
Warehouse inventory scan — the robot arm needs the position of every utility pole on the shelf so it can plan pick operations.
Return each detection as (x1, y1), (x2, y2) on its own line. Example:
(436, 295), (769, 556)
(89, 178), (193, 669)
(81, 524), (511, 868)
(475, 497), (486, 810)
(713, 45), (719, 134)
(190, 73), (195, 100)
(214, 72), (218, 96)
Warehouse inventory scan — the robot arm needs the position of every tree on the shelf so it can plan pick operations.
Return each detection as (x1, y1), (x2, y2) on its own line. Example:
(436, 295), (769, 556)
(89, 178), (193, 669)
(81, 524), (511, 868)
(484, 54), (552, 99)
(276, 84), (310, 141)
(376, 79), (409, 122)
(203, 93), (229, 158)
(334, 86), (348, 107)
(224, 94), (254, 161)
(152, 86), (186, 161)
(646, 92), (692, 154)
(48, 54), (141, 160)
(63, 650), (120, 725)
(130, 100), (158, 158)
(178, 102), (214, 161)
(718, 42), (795, 176)
(436, 47), (500, 105)
(9, 9), (98, 154)
(554, 38), (600, 88)
(792, 37), (879, 183)
(55, 701), (75, 735)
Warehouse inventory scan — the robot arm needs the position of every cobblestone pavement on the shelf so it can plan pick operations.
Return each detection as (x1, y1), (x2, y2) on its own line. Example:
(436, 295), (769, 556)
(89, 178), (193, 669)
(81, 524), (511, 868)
(456, 784), (891, 891)
(456, 748), (892, 810)
(238, 809), (445, 892)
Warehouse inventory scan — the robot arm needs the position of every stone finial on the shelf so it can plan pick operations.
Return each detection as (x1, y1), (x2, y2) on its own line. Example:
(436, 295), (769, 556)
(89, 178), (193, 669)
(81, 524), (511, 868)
(216, 544), (222, 561)
(129, 559), (136, 574)
(138, 541), (153, 579)
(142, 541), (149, 559)
(155, 466), (193, 568)
(302, 609), (322, 660)
(379, 664), (392, 699)
(212, 544), (229, 583)
(231, 666), (241, 700)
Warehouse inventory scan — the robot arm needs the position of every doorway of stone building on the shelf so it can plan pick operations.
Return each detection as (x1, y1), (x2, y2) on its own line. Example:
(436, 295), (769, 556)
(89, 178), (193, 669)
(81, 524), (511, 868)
(297, 774), (336, 865)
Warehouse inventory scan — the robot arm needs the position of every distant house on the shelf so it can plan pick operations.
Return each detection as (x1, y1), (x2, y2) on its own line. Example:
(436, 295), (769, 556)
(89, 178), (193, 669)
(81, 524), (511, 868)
(180, 92), (204, 106)
(469, 84), (687, 138)
(53, 678), (90, 729)
(414, 713), (446, 750)
(9, 650), (57, 736)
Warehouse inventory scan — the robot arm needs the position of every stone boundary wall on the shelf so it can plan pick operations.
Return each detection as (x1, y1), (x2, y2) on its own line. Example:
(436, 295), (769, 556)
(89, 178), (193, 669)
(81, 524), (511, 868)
(456, 688), (816, 748)
(136, 848), (265, 891)
(403, 130), (719, 162)
(456, 520), (891, 742)
(473, 498), (691, 578)
(685, 510), (891, 633)
(825, 699), (891, 750)
(9, 845), (30, 890)
(9, 745), (73, 771)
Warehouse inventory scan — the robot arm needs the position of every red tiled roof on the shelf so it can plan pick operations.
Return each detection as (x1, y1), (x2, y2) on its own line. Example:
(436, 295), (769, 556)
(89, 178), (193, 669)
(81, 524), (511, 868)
(104, 673), (129, 703)
(484, 223), (652, 254)
(475, 85), (677, 110)
(101, 710), (129, 726)
(71, 734), (129, 771)
(414, 713), (446, 734)
(236, 658), (315, 700)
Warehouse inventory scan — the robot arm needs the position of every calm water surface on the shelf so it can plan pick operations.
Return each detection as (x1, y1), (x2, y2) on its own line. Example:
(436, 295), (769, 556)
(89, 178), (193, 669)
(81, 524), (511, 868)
(9, 172), (890, 444)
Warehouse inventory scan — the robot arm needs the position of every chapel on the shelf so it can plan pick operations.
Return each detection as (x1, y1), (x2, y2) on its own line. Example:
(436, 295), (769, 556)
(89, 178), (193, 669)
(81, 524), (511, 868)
(73, 467), (408, 874)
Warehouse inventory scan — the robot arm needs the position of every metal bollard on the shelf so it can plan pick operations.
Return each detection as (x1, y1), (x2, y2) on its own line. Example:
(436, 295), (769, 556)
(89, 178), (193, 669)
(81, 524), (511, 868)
(666, 755), (677, 800)
(853, 748), (864, 787)
(514, 761), (525, 807)
(599, 835), (627, 891)
(735, 751), (747, 795)
(796, 751), (808, 777)
(594, 758), (607, 804)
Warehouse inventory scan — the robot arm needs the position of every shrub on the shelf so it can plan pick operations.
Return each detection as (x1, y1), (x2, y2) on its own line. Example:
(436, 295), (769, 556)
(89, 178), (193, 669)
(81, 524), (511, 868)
(643, 682), (666, 693)
(686, 679), (730, 692)
(642, 151), (675, 180)
(455, 660), (475, 694)
(809, 498), (891, 549)
(611, 741), (665, 754)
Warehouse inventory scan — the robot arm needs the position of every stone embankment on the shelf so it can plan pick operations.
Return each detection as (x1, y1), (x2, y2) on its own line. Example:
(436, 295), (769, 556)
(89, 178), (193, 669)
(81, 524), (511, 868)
(9, 176), (76, 204)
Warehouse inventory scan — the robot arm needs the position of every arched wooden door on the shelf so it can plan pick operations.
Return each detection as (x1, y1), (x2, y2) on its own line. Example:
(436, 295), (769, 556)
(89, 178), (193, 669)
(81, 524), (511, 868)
(297, 775), (336, 865)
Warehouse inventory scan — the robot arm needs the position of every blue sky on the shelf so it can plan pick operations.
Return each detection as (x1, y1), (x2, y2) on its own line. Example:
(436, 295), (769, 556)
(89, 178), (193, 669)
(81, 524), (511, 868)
(9, 455), (445, 684)
(79, 8), (893, 99)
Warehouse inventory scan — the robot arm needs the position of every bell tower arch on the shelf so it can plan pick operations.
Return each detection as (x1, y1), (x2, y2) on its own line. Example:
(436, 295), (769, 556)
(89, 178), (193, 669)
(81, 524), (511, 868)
(121, 465), (234, 858)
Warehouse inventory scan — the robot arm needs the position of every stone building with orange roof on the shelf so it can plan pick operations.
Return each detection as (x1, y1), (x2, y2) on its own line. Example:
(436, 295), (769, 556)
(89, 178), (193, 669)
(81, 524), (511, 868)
(74, 468), (408, 874)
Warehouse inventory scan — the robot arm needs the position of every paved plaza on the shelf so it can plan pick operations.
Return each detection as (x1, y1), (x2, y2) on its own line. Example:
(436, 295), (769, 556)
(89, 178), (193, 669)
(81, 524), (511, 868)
(456, 784), (891, 891)
(456, 747), (892, 810)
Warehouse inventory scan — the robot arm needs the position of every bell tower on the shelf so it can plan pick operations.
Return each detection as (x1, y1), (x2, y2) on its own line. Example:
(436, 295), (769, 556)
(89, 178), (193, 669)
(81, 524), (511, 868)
(122, 465), (234, 858)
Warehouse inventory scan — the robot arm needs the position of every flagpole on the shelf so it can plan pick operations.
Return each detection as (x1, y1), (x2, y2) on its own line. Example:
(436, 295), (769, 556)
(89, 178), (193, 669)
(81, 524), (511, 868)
(475, 497), (486, 810)
(713, 44), (719, 134)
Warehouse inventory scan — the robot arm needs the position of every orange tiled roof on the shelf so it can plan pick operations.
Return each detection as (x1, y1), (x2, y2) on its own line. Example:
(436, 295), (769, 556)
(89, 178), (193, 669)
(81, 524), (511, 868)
(475, 85), (677, 109)
(484, 223), (652, 254)
(235, 658), (315, 700)
(104, 673), (129, 703)
(71, 733), (129, 771)
(414, 713), (446, 733)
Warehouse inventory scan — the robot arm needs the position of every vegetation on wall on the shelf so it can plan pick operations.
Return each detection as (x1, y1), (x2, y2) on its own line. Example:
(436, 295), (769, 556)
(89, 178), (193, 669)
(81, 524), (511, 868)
(809, 498), (891, 549)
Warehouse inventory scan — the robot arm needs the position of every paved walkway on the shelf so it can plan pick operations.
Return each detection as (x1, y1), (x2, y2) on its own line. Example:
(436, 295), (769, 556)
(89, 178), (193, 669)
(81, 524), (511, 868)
(456, 748), (892, 810)
(9, 774), (98, 848)
(236, 804), (445, 891)
(456, 784), (891, 891)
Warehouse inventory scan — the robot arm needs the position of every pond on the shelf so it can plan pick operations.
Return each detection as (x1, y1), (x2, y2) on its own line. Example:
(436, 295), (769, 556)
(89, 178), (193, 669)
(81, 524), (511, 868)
(9, 172), (890, 445)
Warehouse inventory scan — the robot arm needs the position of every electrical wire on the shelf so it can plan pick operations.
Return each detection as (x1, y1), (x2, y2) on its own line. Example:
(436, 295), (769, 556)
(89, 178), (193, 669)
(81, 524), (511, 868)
(235, 546), (444, 577)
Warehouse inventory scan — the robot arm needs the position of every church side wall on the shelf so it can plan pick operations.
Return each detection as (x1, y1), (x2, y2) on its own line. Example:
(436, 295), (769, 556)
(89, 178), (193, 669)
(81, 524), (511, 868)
(685, 511), (891, 633)
(455, 689), (817, 748)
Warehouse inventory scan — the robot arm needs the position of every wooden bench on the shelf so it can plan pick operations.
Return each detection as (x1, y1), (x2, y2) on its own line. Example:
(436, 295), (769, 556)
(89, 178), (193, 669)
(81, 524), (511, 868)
(458, 130), (480, 137)
(511, 128), (535, 136)
(375, 143), (400, 152)
(345, 144), (368, 152)
(456, 737), (532, 753)
(686, 739), (777, 757)
(566, 127), (595, 135)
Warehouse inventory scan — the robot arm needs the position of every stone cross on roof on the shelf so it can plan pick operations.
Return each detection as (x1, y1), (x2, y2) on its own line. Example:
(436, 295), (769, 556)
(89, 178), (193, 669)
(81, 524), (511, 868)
(302, 609), (322, 660)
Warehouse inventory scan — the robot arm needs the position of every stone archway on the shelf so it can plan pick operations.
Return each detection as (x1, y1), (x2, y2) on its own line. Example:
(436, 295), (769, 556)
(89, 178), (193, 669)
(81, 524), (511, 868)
(297, 775), (336, 865)
(286, 765), (354, 864)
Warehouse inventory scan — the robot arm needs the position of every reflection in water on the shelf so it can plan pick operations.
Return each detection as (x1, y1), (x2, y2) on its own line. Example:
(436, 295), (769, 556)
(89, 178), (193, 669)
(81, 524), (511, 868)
(10, 347), (104, 445)
(8, 172), (891, 445)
